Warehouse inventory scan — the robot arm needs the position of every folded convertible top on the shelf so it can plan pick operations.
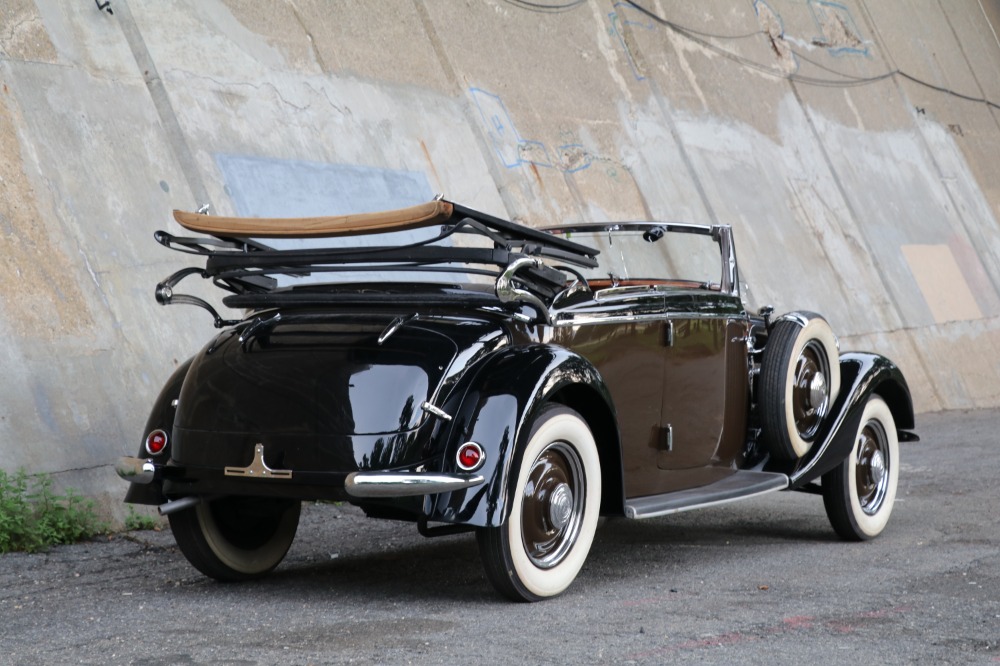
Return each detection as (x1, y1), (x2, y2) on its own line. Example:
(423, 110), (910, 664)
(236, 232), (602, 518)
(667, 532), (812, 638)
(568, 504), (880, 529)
(173, 200), (455, 239)
(170, 199), (597, 262)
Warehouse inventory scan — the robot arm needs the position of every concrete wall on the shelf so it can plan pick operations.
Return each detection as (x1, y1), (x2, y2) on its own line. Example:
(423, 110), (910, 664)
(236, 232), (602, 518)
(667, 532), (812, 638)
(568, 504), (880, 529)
(1, 0), (998, 518)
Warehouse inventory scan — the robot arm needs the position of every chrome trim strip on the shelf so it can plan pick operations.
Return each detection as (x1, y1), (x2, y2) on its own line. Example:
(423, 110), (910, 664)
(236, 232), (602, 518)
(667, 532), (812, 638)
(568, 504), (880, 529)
(553, 312), (658, 327)
(553, 311), (741, 327)
(541, 221), (715, 235)
(116, 456), (155, 484)
(772, 312), (841, 351)
(625, 474), (789, 519)
(344, 471), (486, 498)
(773, 312), (811, 328)
(224, 443), (293, 479)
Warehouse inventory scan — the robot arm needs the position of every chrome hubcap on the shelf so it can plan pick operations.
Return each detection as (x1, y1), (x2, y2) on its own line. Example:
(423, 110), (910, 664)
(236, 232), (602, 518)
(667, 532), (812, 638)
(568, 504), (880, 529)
(521, 442), (585, 569)
(548, 483), (573, 530)
(855, 420), (890, 515)
(792, 341), (831, 440)
(869, 450), (886, 485)
(808, 372), (827, 410)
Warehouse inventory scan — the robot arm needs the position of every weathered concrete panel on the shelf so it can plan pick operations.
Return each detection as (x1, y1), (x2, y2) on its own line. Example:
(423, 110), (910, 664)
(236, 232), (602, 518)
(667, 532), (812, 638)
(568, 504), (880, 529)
(1, 0), (999, 519)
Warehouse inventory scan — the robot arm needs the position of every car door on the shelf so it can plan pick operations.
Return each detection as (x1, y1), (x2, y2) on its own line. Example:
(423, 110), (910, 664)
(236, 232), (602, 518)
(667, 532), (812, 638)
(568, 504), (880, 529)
(543, 222), (750, 499)
(655, 292), (749, 483)
(550, 289), (667, 491)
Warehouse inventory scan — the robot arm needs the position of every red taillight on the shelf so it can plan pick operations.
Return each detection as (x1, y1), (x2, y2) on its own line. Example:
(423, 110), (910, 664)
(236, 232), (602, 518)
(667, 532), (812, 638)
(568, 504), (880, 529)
(145, 429), (168, 456)
(457, 442), (485, 471)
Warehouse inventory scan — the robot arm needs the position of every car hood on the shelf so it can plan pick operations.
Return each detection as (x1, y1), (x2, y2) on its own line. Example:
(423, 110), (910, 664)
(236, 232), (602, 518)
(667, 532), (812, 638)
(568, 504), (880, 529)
(174, 312), (508, 437)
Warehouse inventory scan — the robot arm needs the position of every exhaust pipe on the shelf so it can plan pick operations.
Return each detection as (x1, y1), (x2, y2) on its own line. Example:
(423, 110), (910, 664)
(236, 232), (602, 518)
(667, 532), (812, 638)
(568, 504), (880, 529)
(158, 496), (202, 516)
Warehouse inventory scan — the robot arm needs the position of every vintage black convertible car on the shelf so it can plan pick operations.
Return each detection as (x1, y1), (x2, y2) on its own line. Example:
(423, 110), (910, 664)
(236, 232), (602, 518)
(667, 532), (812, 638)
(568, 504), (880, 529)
(117, 199), (916, 601)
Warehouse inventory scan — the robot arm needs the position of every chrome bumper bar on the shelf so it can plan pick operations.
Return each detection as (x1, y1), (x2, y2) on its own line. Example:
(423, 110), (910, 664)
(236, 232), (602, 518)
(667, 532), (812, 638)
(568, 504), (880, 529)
(344, 471), (485, 498)
(116, 456), (156, 484)
(118, 455), (484, 499)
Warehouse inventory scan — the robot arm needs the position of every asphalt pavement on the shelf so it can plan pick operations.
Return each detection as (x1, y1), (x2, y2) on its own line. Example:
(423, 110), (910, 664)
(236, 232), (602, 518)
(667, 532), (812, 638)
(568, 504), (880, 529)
(2, 408), (998, 665)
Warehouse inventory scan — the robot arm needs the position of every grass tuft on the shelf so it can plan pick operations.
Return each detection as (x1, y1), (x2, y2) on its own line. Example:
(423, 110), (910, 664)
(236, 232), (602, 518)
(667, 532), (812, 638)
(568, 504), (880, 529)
(0, 468), (107, 554)
(124, 505), (160, 531)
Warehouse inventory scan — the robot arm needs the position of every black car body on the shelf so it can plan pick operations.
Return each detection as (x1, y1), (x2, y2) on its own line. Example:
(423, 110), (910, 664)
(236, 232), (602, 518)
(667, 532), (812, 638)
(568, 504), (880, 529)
(118, 199), (916, 601)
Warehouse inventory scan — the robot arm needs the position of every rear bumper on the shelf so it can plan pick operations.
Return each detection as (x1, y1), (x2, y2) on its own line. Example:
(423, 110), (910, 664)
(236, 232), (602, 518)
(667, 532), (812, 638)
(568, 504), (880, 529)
(345, 471), (485, 498)
(116, 456), (156, 484)
(119, 455), (484, 500)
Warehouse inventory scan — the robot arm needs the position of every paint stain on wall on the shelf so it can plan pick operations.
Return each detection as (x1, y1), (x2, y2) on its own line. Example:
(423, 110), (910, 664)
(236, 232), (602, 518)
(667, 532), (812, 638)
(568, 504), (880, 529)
(0, 90), (93, 338)
(808, 0), (868, 56)
(0, 1), (58, 63)
(754, 1), (798, 74)
(902, 244), (983, 323)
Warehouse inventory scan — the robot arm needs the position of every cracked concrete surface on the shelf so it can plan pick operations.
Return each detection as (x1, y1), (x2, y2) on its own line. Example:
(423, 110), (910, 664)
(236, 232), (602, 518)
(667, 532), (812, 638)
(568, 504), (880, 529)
(0, 0), (998, 520)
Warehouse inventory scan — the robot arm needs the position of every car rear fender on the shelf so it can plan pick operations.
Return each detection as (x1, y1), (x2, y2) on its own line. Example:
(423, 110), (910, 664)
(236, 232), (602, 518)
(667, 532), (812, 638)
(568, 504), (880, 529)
(425, 344), (618, 527)
(783, 351), (917, 488)
(123, 357), (193, 505)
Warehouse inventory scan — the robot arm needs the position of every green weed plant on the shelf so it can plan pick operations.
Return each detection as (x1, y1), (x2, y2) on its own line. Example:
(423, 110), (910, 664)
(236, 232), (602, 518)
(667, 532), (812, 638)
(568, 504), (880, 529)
(124, 505), (160, 531)
(0, 468), (106, 553)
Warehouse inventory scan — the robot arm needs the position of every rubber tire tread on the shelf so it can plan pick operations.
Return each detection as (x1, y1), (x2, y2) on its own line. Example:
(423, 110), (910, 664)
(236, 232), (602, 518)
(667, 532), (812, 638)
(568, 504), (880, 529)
(169, 497), (301, 582)
(821, 396), (898, 541)
(476, 405), (600, 602)
(758, 315), (839, 460)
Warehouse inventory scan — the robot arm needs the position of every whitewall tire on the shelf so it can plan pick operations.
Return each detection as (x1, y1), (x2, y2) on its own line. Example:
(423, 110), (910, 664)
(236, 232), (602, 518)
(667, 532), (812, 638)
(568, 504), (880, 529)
(759, 314), (841, 459)
(477, 405), (601, 601)
(822, 396), (899, 540)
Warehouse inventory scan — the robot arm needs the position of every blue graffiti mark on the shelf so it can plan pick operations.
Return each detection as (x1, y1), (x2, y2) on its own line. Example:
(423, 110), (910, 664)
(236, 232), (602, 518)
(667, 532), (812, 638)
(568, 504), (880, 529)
(469, 87), (590, 174)
(470, 87), (523, 168)
(753, 0), (800, 73)
(753, 0), (787, 38)
(557, 144), (592, 173)
(517, 139), (553, 169)
(609, 2), (655, 81)
(807, 0), (869, 57)
(490, 112), (505, 134)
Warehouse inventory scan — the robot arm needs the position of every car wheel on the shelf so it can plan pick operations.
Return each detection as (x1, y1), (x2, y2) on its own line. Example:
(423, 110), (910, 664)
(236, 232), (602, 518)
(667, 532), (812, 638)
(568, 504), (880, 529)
(822, 396), (899, 541)
(759, 314), (841, 459)
(476, 405), (601, 602)
(168, 496), (301, 581)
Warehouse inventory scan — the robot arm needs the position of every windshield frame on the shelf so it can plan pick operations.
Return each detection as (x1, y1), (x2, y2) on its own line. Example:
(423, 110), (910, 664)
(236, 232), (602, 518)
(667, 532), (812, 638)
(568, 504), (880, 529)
(541, 222), (740, 299)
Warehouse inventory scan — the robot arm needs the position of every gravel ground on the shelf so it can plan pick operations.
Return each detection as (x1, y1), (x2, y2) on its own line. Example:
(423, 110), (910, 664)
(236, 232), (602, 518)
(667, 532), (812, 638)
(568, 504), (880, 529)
(2, 408), (999, 665)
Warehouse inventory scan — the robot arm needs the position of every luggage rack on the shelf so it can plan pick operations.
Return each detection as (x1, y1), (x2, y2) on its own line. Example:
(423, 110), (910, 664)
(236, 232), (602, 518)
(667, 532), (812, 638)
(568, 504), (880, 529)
(152, 199), (600, 327)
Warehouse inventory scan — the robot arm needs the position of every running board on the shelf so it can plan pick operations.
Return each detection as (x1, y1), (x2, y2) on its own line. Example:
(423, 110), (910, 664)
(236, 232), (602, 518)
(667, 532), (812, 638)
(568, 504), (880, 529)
(624, 471), (789, 519)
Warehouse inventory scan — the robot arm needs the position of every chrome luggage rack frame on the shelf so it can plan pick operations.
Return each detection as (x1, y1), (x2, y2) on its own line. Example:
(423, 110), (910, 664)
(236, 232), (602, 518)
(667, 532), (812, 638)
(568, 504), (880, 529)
(152, 199), (601, 327)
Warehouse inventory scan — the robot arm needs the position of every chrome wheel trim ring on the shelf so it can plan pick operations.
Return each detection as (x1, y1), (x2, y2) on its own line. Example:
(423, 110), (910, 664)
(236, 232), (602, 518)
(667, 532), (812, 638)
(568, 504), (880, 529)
(521, 442), (586, 570)
(855, 419), (891, 516)
(792, 340), (831, 440)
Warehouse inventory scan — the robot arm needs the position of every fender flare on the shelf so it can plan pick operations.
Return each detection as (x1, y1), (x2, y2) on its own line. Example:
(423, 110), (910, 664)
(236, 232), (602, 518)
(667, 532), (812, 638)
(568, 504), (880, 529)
(779, 351), (917, 487)
(123, 357), (193, 505)
(424, 344), (618, 527)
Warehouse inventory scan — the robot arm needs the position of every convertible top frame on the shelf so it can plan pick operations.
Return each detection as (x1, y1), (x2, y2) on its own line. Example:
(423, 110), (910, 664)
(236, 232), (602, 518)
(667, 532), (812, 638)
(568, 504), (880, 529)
(154, 199), (601, 327)
(153, 198), (739, 328)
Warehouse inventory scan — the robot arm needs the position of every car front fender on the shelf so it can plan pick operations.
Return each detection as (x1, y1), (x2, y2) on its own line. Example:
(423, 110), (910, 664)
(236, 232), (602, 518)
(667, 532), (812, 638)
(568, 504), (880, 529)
(781, 351), (917, 487)
(424, 344), (612, 528)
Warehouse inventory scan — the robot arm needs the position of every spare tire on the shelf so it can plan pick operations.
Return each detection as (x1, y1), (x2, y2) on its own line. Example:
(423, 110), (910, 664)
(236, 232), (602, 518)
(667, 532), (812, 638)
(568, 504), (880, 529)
(759, 313), (840, 460)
